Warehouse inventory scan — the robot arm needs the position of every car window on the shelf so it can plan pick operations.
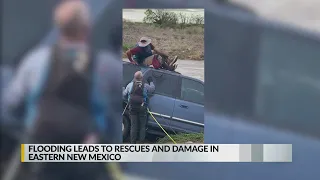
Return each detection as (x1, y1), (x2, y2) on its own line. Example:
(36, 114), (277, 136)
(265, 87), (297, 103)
(123, 63), (141, 87)
(144, 70), (181, 98)
(180, 78), (204, 105)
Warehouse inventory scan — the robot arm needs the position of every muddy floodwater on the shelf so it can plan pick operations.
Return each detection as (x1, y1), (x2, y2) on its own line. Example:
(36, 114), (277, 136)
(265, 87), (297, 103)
(176, 60), (204, 82)
(123, 59), (204, 82)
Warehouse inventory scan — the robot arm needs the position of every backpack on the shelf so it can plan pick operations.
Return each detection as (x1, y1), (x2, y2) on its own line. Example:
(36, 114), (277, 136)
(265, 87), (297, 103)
(129, 80), (145, 106)
(31, 44), (96, 144)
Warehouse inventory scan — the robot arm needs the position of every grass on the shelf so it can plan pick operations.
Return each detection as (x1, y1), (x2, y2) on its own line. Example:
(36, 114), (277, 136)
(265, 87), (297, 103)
(123, 21), (204, 60)
(122, 43), (135, 52)
(157, 133), (204, 144)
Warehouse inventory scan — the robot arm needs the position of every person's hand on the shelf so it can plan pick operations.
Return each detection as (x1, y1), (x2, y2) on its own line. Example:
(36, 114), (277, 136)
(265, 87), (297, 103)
(147, 76), (153, 84)
(130, 61), (138, 65)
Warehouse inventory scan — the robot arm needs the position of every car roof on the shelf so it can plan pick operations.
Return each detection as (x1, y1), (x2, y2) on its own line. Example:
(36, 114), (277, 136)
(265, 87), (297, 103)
(122, 61), (180, 74)
(122, 61), (204, 83)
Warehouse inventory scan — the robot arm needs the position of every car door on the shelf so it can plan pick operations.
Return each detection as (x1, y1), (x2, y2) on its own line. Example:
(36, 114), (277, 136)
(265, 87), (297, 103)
(172, 76), (204, 133)
(143, 70), (181, 132)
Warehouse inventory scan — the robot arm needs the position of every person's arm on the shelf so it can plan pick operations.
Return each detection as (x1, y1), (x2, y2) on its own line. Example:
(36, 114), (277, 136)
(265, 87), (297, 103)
(147, 82), (155, 94)
(123, 82), (132, 97)
(126, 47), (139, 65)
(126, 49), (134, 63)
(150, 43), (155, 50)
(145, 77), (155, 94)
(2, 50), (39, 114)
(142, 87), (148, 105)
(92, 52), (116, 134)
(150, 43), (168, 57)
(154, 49), (169, 58)
(2, 47), (51, 124)
(94, 51), (123, 142)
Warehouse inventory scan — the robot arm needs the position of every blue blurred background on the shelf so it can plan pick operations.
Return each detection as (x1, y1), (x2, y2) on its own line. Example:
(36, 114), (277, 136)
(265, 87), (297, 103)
(1, 0), (320, 180)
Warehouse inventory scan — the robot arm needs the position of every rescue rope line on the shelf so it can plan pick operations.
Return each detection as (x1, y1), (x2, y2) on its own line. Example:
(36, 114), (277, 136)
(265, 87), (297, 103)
(147, 108), (177, 144)
(105, 163), (124, 180)
(122, 103), (128, 116)
(111, 105), (176, 180)
(122, 104), (177, 144)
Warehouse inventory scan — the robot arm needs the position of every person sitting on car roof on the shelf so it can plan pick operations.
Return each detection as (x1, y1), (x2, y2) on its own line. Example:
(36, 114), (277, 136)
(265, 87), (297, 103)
(125, 37), (178, 70)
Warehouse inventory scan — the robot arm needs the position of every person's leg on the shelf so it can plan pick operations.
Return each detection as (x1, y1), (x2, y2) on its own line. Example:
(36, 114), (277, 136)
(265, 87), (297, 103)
(138, 106), (148, 142)
(129, 108), (139, 144)
(151, 55), (163, 69)
(170, 56), (178, 66)
(143, 55), (155, 66)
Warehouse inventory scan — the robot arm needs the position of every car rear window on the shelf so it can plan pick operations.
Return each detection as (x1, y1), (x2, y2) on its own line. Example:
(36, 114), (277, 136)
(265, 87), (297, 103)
(123, 63), (141, 87)
(148, 71), (181, 98)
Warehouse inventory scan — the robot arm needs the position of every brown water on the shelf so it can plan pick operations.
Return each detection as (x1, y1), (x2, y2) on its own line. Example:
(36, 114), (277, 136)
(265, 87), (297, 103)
(123, 59), (204, 82)
(176, 60), (204, 82)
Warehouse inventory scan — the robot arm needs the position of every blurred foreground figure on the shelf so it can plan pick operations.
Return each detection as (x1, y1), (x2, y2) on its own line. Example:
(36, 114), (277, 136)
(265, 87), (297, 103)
(2, 1), (114, 180)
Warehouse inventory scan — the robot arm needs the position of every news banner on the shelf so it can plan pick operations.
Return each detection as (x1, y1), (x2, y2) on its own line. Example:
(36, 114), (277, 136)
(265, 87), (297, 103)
(21, 144), (292, 162)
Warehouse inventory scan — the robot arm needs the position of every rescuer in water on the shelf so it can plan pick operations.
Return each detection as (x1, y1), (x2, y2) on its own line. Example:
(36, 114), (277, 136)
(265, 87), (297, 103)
(123, 71), (155, 144)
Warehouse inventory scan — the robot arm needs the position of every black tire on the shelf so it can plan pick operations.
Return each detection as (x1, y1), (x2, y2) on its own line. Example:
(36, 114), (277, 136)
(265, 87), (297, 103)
(122, 113), (130, 142)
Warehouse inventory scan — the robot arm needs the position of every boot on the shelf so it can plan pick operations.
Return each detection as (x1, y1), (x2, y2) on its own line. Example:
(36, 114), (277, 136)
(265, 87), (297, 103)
(162, 62), (169, 70)
(170, 56), (178, 67)
(174, 64), (178, 70)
